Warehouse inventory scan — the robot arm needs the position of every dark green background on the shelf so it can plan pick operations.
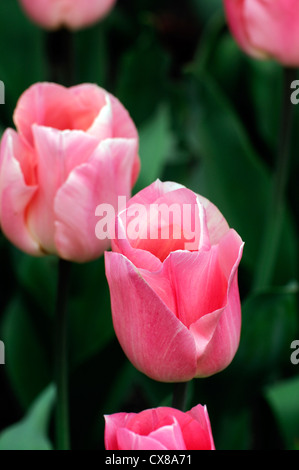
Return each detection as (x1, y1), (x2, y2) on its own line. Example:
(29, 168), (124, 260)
(0, 0), (298, 450)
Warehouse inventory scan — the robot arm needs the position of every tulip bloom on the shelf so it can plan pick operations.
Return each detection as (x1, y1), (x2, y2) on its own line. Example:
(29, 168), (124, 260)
(105, 180), (244, 382)
(0, 82), (140, 263)
(104, 404), (215, 450)
(18, 0), (116, 30)
(223, 0), (299, 66)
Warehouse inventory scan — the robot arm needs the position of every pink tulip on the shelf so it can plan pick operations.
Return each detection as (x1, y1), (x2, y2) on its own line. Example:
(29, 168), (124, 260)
(105, 180), (244, 382)
(104, 404), (215, 450)
(223, 0), (299, 66)
(0, 82), (140, 263)
(18, 0), (116, 30)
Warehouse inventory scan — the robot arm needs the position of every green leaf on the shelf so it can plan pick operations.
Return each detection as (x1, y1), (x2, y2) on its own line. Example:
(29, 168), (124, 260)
(265, 375), (299, 450)
(0, 385), (55, 450)
(135, 105), (174, 193)
(68, 258), (115, 367)
(0, 1), (46, 122)
(185, 71), (298, 284)
(232, 284), (298, 386)
(115, 32), (171, 126)
(13, 252), (57, 316)
(0, 297), (51, 410)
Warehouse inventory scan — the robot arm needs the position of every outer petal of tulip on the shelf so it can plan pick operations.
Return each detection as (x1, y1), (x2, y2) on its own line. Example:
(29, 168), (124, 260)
(193, 231), (244, 377)
(27, 125), (100, 254)
(18, 0), (117, 31)
(0, 130), (41, 256)
(105, 251), (198, 382)
(55, 138), (138, 262)
(185, 405), (215, 450)
(223, 0), (258, 57)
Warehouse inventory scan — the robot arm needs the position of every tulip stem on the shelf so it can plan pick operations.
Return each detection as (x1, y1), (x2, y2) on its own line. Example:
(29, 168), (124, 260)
(253, 67), (297, 292)
(46, 27), (75, 86)
(54, 258), (72, 451)
(172, 382), (189, 411)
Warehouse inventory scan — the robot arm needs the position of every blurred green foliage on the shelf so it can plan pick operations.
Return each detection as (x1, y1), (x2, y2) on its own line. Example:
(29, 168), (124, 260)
(0, 0), (298, 450)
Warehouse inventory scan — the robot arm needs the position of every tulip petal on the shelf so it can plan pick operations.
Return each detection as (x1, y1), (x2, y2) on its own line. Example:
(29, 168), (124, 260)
(244, 0), (299, 65)
(116, 428), (168, 451)
(196, 194), (230, 245)
(159, 229), (243, 377)
(109, 93), (140, 185)
(0, 130), (41, 255)
(186, 405), (215, 450)
(105, 251), (197, 382)
(55, 138), (138, 262)
(148, 419), (187, 450)
(27, 125), (100, 254)
(112, 215), (163, 271)
(164, 247), (228, 328)
(224, 0), (257, 56)
(104, 413), (129, 450)
(14, 83), (114, 147)
(192, 230), (244, 377)
(114, 182), (212, 265)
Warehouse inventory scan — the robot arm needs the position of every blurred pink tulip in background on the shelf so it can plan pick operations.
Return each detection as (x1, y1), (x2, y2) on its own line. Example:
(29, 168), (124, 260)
(18, 0), (117, 30)
(224, 0), (299, 66)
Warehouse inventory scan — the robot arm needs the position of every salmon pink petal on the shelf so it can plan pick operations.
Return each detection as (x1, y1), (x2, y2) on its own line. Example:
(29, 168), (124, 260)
(112, 217), (163, 272)
(223, 0), (255, 56)
(148, 419), (186, 450)
(105, 251), (197, 382)
(116, 428), (168, 451)
(0, 130), (41, 255)
(27, 125), (99, 254)
(196, 194), (230, 245)
(54, 139), (138, 262)
(191, 231), (244, 377)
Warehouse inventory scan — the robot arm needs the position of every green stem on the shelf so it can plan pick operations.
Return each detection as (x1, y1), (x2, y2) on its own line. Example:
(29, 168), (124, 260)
(55, 258), (72, 451)
(45, 27), (75, 86)
(253, 67), (297, 292)
(172, 382), (189, 411)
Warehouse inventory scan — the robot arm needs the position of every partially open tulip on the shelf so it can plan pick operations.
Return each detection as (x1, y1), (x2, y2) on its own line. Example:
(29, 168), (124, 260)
(0, 82), (139, 263)
(104, 404), (215, 450)
(18, 0), (116, 31)
(223, 0), (299, 66)
(105, 180), (244, 382)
